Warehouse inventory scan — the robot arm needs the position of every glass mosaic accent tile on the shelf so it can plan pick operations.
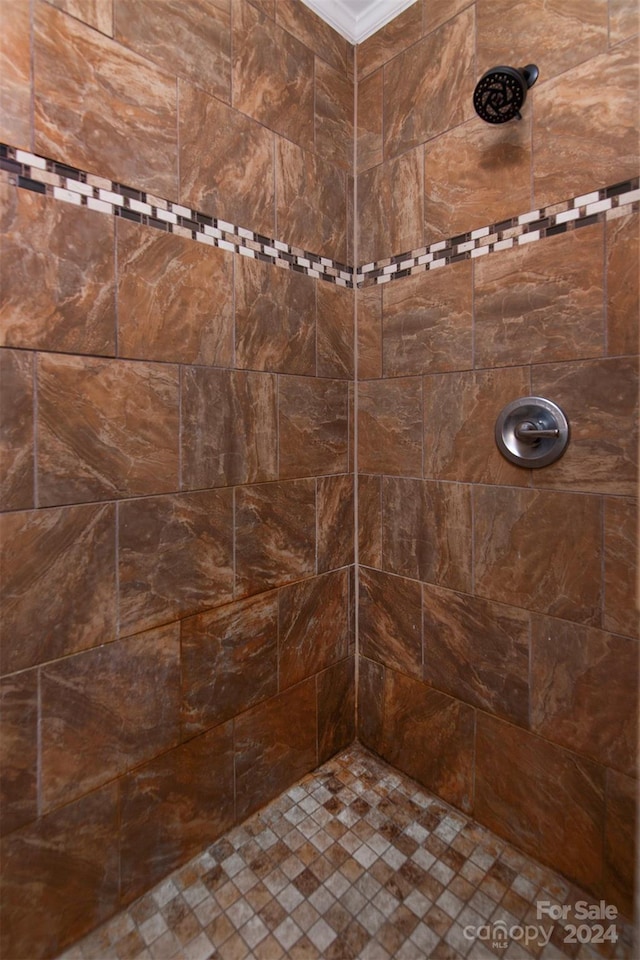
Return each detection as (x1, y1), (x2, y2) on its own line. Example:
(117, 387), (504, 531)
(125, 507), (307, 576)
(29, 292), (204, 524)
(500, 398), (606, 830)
(57, 745), (634, 960)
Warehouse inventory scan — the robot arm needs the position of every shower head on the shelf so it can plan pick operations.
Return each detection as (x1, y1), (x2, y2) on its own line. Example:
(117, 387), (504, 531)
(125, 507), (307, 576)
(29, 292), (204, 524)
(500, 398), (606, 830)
(473, 64), (539, 123)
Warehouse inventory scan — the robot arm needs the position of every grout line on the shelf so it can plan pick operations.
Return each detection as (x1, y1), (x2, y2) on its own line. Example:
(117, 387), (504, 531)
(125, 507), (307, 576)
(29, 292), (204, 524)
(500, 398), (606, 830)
(32, 351), (38, 508)
(353, 42), (360, 734)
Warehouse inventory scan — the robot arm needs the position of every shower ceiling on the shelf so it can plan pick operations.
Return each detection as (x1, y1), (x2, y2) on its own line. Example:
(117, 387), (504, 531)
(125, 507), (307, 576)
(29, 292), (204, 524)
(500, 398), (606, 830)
(300, 0), (416, 43)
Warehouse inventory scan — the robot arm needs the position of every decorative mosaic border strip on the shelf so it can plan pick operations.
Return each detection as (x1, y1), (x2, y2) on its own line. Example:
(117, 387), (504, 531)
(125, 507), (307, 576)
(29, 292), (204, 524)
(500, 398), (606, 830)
(1, 144), (638, 291)
(357, 177), (640, 286)
(0, 144), (353, 288)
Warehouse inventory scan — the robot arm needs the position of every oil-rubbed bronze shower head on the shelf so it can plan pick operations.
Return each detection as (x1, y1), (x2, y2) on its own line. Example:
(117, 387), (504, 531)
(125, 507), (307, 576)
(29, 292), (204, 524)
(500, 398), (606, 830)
(473, 64), (539, 123)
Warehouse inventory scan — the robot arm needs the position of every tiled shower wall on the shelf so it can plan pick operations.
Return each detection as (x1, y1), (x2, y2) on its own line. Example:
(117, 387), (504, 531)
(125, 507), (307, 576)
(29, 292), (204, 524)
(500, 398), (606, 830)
(356, 0), (639, 925)
(0, 2), (355, 958)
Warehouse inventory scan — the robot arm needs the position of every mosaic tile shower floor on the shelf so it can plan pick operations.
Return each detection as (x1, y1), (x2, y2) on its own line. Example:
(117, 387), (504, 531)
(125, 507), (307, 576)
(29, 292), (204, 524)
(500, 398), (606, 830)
(59, 745), (634, 960)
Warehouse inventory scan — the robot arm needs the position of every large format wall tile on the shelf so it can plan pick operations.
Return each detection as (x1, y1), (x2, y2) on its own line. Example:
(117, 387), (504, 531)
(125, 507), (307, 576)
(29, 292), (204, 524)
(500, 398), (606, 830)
(358, 378), (422, 476)
(604, 769), (636, 919)
(235, 479), (316, 595)
(357, 286), (382, 380)
(233, 0), (314, 150)
(357, 147), (423, 264)
(356, 2), (422, 80)
(235, 679), (317, 819)
(357, 657), (385, 753)
(609, 0), (639, 43)
(119, 489), (234, 636)
(423, 584), (530, 727)
(533, 41), (639, 208)
(474, 226), (605, 368)
(276, 0), (349, 74)
(317, 282), (354, 380)
(0, 503), (116, 675)
(0, 670), (38, 836)
(382, 477), (472, 592)
(49, 0), (112, 33)
(530, 617), (637, 776)
(115, 0), (231, 102)
(235, 256), (316, 376)
(318, 657), (355, 764)
(532, 357), (638, 496)
(607, 214), (639, 357)
(380, 669), (475, 813)
(315, 58), (353, 171)
(279, 569), (349, 689)
(604, 497), (638, 639)
(475, 715), (605, 891)
(0, 784), (119, 960)
(34, 2), (177, 197)
(116, 218), (233, 366)
(0, 348), (33, 511)
(474, 486), (602, 625)
(40, 624), (180, 811)
(383, 7), (475, 158)
(382, 261), (473, 376)
(359, 567), (422, 680)
(278, 376), (349, 479)
(358, 475), (382, 568)
(120, 724), (235, 904)
(37, 354), (179, 506)
(317, 473), (354, 573)
(0, 184), (116, 355)
(181, 591), (278, 737)
(0, 0), (31, 149)
(423, 366), (532, 486)
(357, 69), (383, 173)
(181, 367), (277, 489)
(179, 82), (275, 237)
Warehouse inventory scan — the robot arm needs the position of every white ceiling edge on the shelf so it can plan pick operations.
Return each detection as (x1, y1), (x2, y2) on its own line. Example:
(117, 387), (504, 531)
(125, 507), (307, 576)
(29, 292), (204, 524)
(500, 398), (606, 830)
(300, 0), (418, 44)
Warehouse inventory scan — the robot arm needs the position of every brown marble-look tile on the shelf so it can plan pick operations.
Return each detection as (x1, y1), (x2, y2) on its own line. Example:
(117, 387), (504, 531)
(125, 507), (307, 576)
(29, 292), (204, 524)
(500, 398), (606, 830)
(382, 477), (473, 592)
(532, 357), (638, 496)
(279, 569), (349, 689)
(317, 282), (354, 380)
(357, 286), (382, 380)
(610, 0), (639, 43)
(41, 624), (180, 811)
(235, 256), (316, 376)
(358, 475), (382, 569)
(235, 679), (317, 819)
(50, 0), (113, 34)
(0, 784), (119, 960)
(315, 58), (353, 171)
(383, 7), (475, 158)
(423, 0), (474, 33)
(423, 584), (530, 727)
(181, 592), (278, 737)
(235, 479), (316, 596)
(383, 260), (473, 376)
(233, 0), (313, 149)
(0, 670), (37, 836)
(0, 348), (33, 511)
(34, 3), (177, 196)
(474, 226), (605, 369)
(474, 486), (602, 625)
(276, 138), (348, 263)
(380, 668), (475, 813)
(120, 723), (235, 904)
(0, 503), (116, 675)
(37, 354), (179, 506)
(475, 714), (605, 892)
(181, 367), (277, 489)
(278, 376), (349, 480)
(534, 41), (639, 208)
(477, 0), (607, 83)
(276, 0), (349, 74)
(115, 0), (230, 101)
(357, 147), (423, 265)
(317, 473), (354, 573)
(604, 769), (636, 920)
(119, 489), (234, 636)
(359, 566), (422, 680)
(604, 497), (638, 638)
(179, 81), (275, 237)
(318, 657), (355, 764)
(357, 69), (383, 173)
(0, 0), (31, 149)
(356, 2), (423, 80)
(358, 378), (423, 476)
(116, 218), (233, 366)
(423, 366), (532, 486)
(0, 183), (116, 355)
(531, 616), (637, 776)
(606, 213), (639, 357)
(424, 115), (532, 243)
(357, 656), (385, 754)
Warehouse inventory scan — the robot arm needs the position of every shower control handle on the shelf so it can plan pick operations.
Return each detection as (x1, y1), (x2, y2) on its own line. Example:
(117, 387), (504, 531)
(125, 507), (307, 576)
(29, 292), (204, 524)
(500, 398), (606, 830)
(495, 397), (569, 468)
(514, 421), (560, 441)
